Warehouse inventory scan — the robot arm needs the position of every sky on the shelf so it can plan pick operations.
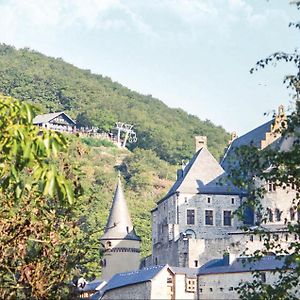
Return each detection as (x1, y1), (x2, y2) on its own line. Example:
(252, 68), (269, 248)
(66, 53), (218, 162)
(0, 0), (299, 136)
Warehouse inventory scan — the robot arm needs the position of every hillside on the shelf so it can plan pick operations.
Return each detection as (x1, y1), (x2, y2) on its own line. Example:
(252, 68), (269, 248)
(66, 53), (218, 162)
(65, 136), (176, 275)
(0, 44), (229, 163)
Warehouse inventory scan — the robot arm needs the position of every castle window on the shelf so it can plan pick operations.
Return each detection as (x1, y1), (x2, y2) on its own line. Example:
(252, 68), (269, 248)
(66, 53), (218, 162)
(199, 288), (203, 293)
(297, 210), (300, 222)
(275, 209), (282, 222)
(261, 272), (266, 283)
(187, 209), (195, 225)
(268, 181), (276, 192)
(231, 198), (235, 204)
(285, 234), (289, 242)
(220, 287), (224, 292)
(126, 226), (129, 233)
(207, 197), (211, 204)
(194, 260), (198, 267)
(209, 288), (213, 292)
(290, 208), (295, 221)
(229, 287), (234, 291)
(250, 235), (254, 242)
(205, 210), (213, 225)
(223, 211), (232, 226)
(100, 259), (106, 267)
(268, 209), (273, 222)
(185, 278), (196, 292)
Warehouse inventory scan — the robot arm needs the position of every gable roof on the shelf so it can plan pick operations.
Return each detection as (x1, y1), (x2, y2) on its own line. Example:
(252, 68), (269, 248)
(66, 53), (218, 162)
(221, 119), (275, 171)
(100, 177), (141, 241)
(102, 265), (167, 294)
(158, 147), (243, 204)
(198, 255), (290, 275)
(33, 112), (76, 125)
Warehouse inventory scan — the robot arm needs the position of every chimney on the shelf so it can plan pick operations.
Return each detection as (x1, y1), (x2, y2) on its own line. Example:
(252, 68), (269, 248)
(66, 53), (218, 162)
(223, 251), (236, 265)
(195, 136), (207, 152)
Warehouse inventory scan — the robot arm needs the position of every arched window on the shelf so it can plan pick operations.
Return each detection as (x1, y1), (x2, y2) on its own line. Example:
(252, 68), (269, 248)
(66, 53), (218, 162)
(275, 209), (282, 222)
(185, 229), (196, 239)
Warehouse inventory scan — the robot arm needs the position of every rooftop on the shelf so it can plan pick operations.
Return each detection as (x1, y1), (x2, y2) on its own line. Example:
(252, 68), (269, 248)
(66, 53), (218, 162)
(198, 255), (291, 275)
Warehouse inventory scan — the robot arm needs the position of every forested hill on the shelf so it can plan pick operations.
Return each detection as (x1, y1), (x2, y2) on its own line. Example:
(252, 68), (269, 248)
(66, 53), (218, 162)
(0, 44), (229, 163)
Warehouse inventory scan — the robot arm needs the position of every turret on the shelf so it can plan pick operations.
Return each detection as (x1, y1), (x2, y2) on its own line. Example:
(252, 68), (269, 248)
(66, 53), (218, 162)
(100, 175), (141, 281)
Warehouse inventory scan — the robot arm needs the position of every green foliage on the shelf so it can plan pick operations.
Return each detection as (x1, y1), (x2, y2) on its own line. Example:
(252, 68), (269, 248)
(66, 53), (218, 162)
(0, 96), (91, 299)
(232, 3), (300, 298)
(0, 44), (229, 163)
(80, 136), (116, 148)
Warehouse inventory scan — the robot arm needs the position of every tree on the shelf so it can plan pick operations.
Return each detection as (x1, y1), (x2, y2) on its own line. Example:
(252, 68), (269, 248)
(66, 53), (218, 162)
(0, 95), (89, 299)
(229, 2), (300, 299)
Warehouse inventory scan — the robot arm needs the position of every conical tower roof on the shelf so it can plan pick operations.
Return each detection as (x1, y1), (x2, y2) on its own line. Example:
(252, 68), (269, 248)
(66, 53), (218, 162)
(101, 176), (141, 241)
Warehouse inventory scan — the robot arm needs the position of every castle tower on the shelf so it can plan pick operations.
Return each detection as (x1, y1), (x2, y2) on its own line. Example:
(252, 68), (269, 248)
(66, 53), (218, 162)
(100, 175), (141, 281)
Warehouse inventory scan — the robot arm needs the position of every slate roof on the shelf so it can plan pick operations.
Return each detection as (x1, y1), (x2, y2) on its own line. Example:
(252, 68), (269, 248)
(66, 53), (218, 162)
(100, 177), (141, 241)
(198, 255), (290, 275)
(77, 279), (106, 293)
(158, 147), (243, 204)
(169, 266), (197, 278)
(228, 224), (289, 235)
(221, 119), (274, 171)
(90, 265), (166, 299)
(33, 111), (76, 125)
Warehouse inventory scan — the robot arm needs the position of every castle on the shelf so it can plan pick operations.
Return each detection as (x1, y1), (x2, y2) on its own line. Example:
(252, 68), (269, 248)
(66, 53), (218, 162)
(79, 106), (299, 299)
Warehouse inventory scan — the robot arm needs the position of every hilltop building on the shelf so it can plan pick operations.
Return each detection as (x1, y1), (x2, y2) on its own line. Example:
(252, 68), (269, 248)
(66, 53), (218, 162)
(33, 111), (76, 132)
(100, 176), (141, 281)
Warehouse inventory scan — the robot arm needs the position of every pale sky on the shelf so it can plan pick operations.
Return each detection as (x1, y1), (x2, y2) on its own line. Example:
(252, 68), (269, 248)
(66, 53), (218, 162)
(0, 0), (298, 135)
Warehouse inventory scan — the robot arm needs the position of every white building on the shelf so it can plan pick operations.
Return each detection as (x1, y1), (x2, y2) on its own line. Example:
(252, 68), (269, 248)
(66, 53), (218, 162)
(144, 106), (297, 270)
(87, 106), (299, 299)
(33, 111), (76, 132)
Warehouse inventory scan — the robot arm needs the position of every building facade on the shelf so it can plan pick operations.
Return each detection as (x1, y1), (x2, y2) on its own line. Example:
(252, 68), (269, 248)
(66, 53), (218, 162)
(145, 106), (297, 269)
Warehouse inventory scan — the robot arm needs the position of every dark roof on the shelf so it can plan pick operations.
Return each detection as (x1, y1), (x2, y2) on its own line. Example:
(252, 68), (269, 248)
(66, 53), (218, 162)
(169, 266), (197, 278)
(198, 255), (290, 275)
(78, 279), (106, 292)
(221, 119), (274, 171)
(102, 265), (166, 293)
(228, 224), (289, 235)
(33, 111), (76, 125)
(157, 147), (243, 205)
(101, 177), (141, 241)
